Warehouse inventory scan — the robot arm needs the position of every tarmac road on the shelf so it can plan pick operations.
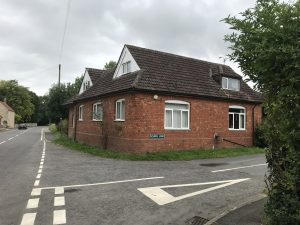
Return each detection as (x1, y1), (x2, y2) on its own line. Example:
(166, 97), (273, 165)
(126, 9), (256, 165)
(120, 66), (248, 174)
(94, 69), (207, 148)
(0, 127), (267, 225)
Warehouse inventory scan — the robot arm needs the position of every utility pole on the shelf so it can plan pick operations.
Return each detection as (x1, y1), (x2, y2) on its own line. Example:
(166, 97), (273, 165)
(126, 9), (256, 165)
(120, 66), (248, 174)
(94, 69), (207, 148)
(58, 64), (61, 87)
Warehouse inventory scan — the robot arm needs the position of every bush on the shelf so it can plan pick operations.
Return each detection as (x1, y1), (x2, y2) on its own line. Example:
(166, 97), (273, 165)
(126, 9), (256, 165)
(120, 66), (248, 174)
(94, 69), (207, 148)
(254, 124), (267, 148)
(58, 119), (68, 134)
(49, 123), (57, 133)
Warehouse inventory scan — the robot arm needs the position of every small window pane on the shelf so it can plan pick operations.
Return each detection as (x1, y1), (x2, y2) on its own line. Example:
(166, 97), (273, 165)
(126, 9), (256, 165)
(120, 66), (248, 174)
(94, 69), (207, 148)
(228, 78), (240, 91)
(116, 102), (121, 119)
(173, 110), (181, 128)
(182, 111), (188, 128)
(240, 114), (245, 129)
(229, 108), (244, 113)
(121, 101), (125, 119)
(165, 103), (188, 110)
(222, 77), (228, 89)
(234, 114), (239, 129)
(229, 114), (233, 129)
(165, 110), (172, 127)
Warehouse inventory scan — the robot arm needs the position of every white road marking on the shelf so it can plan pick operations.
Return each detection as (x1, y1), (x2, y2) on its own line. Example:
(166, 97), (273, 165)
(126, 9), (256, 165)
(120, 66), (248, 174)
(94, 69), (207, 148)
(211, 163), (267, 173)
(53, 209), (66, 224)
(34, 180), (40, 186)
(20, 213), (36, 225)
(36, 174), (41, 179)
(0, 141), (6, 144)
(31, 188), (41, 196)
(41, 128), (44, 141)
(8, 137), (14, 140)
(38, 169), (42, 173)
(138, 178), (250, 205)
(15, 134), (19, 137)
(54, 196), (65, 206)
(41, 156), (45, 159)
(41, 159), (44, 162)
(41, 177), (165, 190)
(40, 162), (44, 165)
(26, 198), (40, 209)
(39, 165), (43, 169)
(55, 187), (64, 195)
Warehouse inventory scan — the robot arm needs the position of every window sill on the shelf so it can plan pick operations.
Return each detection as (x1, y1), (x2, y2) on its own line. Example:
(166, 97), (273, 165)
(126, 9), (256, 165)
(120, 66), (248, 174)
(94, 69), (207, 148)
(229, 128), (246, 131)
(165, 128), (190, 131)
(78, 119), (83, 121)
(114, 119), (125, 122)
(92, 119), (102, 122)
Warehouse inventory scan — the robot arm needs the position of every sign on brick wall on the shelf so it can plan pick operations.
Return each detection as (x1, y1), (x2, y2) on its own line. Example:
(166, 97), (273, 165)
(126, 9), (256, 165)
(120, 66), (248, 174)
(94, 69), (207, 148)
(149, 133), (165, 139)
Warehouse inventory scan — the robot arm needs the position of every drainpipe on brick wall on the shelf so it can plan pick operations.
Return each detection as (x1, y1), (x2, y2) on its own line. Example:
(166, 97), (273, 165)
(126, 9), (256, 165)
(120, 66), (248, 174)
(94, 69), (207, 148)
(252, 104), (259, 145)
(74, 103), (78, 141)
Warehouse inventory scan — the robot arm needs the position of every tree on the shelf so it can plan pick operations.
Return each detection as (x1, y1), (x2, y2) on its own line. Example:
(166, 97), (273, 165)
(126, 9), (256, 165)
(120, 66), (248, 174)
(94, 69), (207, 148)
(0, 80), (34, 123)
(46, 76), (83, 124)
(223, 0), (300, 224)
(104, 60), (117, 70)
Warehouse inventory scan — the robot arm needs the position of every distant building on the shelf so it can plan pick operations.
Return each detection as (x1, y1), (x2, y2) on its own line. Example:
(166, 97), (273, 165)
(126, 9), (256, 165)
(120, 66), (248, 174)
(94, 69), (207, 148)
(0, 101), (15, 128)
(65, 45), (263, 153)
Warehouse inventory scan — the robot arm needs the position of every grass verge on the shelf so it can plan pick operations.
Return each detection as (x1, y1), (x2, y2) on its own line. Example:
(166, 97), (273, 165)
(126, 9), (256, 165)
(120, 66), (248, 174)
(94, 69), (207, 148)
(53, 133), (265, 161)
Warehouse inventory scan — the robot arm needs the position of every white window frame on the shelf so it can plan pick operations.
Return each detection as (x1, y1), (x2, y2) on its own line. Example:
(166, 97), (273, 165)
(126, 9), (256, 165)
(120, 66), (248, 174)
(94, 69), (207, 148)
(83, 81), (91, 91)
(115, 99), (125, 121)
(92, 102), (103, 121)
(164, 100), (190, 130)
(228, 106), (246, 131)
(122, 61), (131, 74)
(222, 77), (240, 91)
(78, 105), (84, 121)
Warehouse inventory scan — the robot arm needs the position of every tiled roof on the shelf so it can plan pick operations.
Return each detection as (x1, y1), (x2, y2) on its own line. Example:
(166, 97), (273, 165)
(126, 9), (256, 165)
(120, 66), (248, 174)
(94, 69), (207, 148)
(0, 101), (14, 112)
(66, 45), (263, 104)
(86, 68), (106, 84)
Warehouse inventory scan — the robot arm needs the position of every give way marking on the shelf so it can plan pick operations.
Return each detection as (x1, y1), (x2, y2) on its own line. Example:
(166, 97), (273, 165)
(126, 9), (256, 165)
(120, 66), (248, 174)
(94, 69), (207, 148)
(138, 178), (250, 205)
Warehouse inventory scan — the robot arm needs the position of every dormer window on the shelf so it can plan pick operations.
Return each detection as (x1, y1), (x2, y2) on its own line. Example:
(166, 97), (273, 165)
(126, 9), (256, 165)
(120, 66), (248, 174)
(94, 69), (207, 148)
(122, 61), (131, 74)
(83, 81), (91, 91)
(222, 77), (240, 91)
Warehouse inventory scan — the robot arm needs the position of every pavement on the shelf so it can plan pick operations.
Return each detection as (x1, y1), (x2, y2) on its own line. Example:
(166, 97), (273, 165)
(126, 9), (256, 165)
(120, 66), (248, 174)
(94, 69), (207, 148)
(0, 127), (268, 225)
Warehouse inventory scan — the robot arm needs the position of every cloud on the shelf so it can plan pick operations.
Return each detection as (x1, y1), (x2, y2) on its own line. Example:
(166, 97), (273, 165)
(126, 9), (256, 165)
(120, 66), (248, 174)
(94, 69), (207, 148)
(0, 0), (255, 95)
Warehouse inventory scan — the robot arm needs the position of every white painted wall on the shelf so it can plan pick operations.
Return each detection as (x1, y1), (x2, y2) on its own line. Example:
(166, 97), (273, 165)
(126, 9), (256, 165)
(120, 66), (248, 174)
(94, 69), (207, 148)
(79, 70), (92, 94)
(113, 46), (140, 78)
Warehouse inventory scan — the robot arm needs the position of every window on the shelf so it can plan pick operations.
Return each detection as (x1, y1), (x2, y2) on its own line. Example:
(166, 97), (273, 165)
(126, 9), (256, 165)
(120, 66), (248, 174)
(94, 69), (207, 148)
(92, 103), (103, 121)
(222, 77), (240, 91)
(228, 106), (245, 130)
(115, 99), (125, 121)
(122, 61), (131, 74)
(83, 81), (91, 91)
(78, 105), (84, 121)
(164, 100), (189, 129)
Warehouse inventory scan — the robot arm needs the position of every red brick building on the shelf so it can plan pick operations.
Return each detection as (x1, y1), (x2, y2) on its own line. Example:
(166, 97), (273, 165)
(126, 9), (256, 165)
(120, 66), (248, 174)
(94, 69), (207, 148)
(66, 45), (263, 153)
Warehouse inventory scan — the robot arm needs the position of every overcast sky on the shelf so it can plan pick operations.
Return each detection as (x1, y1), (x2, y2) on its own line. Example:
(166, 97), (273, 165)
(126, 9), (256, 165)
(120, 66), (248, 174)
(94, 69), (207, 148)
(0, 0), (256, 96)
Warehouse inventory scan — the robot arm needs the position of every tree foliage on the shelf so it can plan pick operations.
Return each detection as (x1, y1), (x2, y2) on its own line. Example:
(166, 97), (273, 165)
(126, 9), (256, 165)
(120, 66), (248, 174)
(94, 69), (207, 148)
(0, 80), (34, 123)
(104, 60), (117, 70)
(223, 0), (300, 224)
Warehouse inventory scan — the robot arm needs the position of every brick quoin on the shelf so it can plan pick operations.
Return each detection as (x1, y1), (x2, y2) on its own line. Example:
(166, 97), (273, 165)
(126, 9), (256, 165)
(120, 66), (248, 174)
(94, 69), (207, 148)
(68, 92), (262, 153)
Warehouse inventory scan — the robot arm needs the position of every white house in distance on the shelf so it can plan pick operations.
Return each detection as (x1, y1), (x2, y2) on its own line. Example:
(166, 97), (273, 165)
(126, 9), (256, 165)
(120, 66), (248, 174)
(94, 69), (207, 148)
(0, 101), (15, 128)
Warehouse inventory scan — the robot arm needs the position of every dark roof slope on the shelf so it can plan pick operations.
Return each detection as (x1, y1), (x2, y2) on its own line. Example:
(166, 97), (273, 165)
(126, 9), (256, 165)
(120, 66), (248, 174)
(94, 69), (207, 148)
(0, 101), (14, 112)
(86, 68), (106, 83)
(66, 45), (263, 104)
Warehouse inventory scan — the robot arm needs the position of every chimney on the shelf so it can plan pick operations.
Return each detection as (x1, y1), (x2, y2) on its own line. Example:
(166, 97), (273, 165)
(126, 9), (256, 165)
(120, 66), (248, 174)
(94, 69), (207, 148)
(218, 65), (224, 74)
(209, 68), (213, 77)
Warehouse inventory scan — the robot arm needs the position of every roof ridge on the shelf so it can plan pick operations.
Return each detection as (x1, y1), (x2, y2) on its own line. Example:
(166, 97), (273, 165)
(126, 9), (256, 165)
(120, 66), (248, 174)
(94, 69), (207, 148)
(125, 44), (232, 69)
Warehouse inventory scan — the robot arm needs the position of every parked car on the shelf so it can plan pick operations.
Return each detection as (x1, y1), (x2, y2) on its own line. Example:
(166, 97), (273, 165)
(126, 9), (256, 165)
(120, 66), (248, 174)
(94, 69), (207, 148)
(18, 124), (27, 130)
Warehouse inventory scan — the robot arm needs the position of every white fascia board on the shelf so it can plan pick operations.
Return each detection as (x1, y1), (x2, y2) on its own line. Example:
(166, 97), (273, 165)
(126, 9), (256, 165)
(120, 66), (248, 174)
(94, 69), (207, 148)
(113, 46), (140, 79)
(79, 69), (92, 94)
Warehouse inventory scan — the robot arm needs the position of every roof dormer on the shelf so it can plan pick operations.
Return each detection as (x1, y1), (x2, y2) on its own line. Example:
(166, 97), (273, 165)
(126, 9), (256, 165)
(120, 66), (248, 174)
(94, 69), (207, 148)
(113, 46), (140, 79)
(221, 76), (240, 91)
(79, 69), (93, 94)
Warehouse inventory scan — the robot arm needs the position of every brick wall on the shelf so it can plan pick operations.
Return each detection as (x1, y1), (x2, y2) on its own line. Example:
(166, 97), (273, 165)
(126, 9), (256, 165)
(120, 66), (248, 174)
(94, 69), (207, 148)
(68, 92), (262, 153)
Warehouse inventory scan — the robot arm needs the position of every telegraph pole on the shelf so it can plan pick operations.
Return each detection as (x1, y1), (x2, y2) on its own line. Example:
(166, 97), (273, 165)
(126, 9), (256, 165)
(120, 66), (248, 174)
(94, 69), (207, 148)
(58, 64), (61, 87)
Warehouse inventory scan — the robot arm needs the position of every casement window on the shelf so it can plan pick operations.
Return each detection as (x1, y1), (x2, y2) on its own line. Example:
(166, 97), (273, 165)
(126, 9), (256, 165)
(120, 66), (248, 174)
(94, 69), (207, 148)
(222, 77), (240, 91)
(92, 102), (103, 121)
(122, 61), (131, 74)
(83, 81), (91, 91)
(228, 106), (246, 130)
(164, 100), (190, 130)
(78, 105), (84, 121)
(115, 99), (125, 121)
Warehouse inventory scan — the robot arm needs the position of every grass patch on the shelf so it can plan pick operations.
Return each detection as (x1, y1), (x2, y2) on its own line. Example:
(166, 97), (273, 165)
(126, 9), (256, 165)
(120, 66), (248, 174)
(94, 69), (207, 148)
(53, 133), (265, 161)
